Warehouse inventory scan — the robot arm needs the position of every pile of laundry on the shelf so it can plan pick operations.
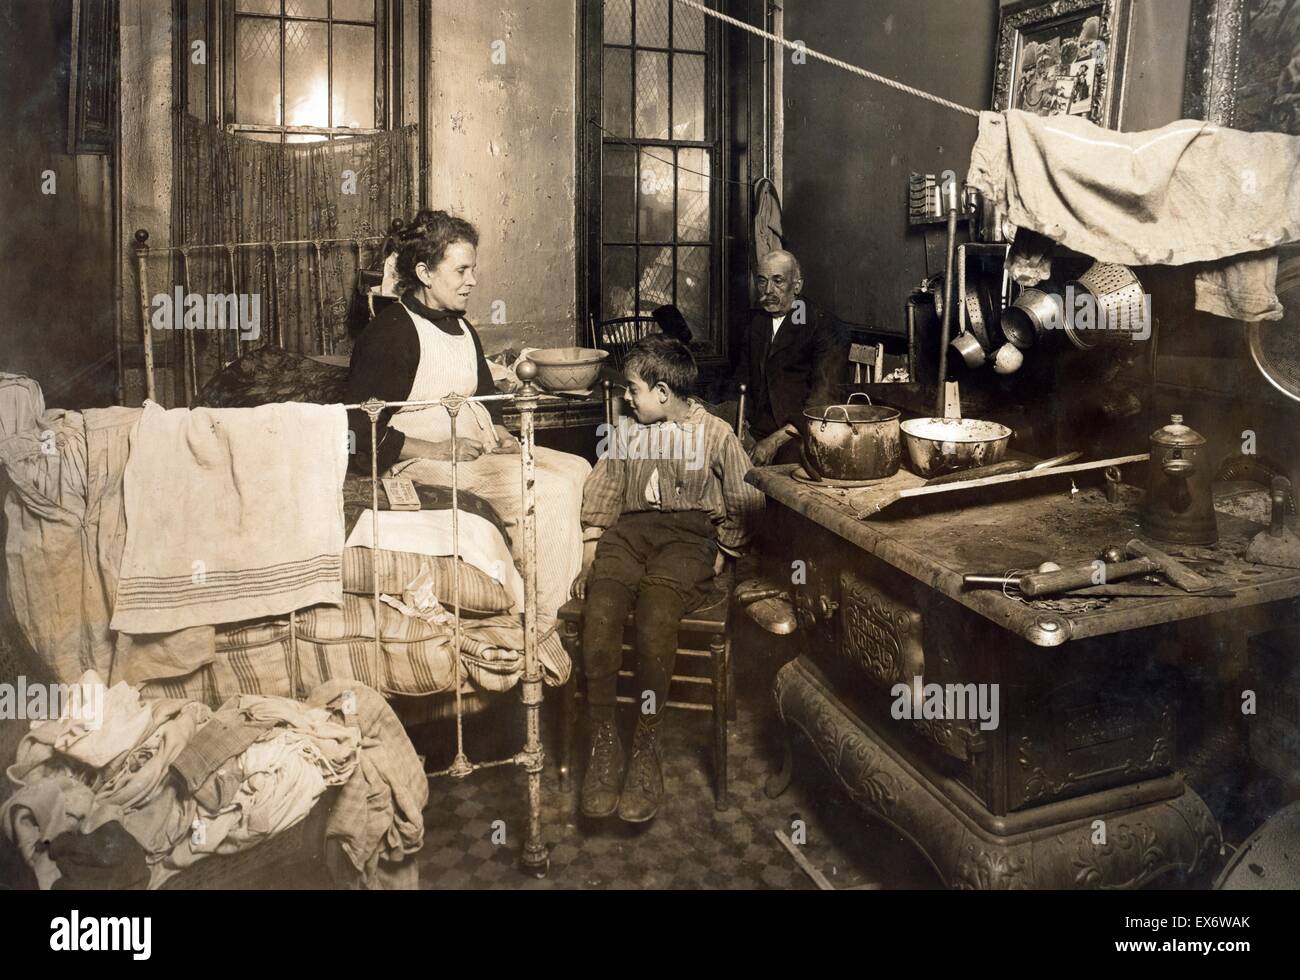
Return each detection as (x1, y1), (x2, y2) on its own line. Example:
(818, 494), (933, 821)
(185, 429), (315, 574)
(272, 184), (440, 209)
(0, 671), (427, 890)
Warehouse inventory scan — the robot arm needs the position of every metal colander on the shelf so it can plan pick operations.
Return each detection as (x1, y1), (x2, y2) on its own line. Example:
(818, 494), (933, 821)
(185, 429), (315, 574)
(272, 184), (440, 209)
(1065, 261), (1149, 349)
(1248, 254), (1300, 403)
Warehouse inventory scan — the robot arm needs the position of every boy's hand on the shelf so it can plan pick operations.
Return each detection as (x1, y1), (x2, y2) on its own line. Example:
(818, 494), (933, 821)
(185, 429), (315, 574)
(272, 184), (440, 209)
(571, 562), (592, 600)
(572, 535), (600, 599)
(713, 550), (726, 576)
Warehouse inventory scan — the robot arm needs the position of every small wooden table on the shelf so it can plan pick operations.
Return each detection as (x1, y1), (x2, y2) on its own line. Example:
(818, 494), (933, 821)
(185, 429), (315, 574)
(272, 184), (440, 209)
(501, 392), (605, 433)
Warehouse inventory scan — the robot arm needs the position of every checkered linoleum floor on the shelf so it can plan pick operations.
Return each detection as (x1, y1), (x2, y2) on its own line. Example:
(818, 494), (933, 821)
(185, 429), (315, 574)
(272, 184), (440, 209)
(407, 687), (941, 890)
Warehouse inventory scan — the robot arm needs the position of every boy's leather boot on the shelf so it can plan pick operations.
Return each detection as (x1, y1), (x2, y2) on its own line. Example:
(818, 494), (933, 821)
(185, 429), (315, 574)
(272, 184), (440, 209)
(580, 710), (624, 818)
(617, 712), (665, 823)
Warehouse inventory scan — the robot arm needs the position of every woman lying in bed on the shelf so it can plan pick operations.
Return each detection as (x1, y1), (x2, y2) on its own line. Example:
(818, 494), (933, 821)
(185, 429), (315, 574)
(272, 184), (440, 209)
(345, 210), (590, 619)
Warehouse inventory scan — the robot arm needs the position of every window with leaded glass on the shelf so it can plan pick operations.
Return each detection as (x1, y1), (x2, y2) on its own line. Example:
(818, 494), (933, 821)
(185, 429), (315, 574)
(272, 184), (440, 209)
(225, 0), (385, 143)
(594, 0), (721, 355)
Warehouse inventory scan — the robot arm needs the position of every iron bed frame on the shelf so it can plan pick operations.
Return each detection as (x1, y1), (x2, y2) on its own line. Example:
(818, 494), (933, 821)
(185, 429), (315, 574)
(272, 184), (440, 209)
(128, 225), (397, 405)
(128, 226), (552, 877)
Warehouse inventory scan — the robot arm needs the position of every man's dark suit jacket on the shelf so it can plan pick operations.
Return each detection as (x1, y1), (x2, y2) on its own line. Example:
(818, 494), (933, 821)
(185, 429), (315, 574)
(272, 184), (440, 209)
(734, 300), (844, 440)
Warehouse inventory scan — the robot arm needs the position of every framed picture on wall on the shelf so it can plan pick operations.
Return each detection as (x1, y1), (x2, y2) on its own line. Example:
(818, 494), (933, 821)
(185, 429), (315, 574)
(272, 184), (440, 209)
(67, 0), (116, 155)
(1184, 0), (1300, 135)
(993, 0), (1134, 129)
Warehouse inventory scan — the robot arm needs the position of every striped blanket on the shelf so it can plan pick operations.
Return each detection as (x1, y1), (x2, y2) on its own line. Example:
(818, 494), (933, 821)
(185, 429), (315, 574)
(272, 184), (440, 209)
(110, 401), (348, 633)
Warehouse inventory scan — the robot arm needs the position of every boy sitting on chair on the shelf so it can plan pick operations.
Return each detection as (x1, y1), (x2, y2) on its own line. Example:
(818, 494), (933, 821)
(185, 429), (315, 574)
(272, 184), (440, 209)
(572, 334), (764, 822)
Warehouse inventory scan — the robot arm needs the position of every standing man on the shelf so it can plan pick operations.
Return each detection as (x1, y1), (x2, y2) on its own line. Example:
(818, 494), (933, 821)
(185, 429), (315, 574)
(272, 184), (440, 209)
(735, 249), (845, 466)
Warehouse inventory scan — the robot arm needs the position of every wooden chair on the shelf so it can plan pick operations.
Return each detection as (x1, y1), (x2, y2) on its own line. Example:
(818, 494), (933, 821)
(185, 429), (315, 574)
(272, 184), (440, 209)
(848, 341), (885, 384)
(555, 384), (747, 811)
(592, 314), (660, 373)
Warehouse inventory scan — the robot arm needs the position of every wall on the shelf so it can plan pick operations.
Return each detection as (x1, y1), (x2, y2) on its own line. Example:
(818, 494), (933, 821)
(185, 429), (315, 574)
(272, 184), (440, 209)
(1120, 0), (1192, 131)
(0, 0), (115, 408)
(114, 0), (577, 401)
(777, 0), (1197, 334)
(424, 0), (577, 352)
(780, 0), (999, 335)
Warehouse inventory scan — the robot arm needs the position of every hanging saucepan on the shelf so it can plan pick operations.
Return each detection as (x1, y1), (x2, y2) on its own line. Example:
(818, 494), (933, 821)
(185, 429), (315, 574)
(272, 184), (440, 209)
(802, 392), (901, 482)
(950, 292), (990, 368)
(1247, 252), (1300, 403)
(1000, 287), (1063, 349)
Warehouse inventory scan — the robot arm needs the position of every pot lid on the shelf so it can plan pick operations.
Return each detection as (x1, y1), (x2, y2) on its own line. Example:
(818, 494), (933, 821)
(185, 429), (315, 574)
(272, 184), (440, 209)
(804, 403), (900, 424)
(1150, 414), (1206, 448)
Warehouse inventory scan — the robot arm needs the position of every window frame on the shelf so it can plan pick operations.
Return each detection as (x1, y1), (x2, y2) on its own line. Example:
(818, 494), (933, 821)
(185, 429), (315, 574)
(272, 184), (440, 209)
(218, 0), (391, 142)
(578, 0), (730, 365)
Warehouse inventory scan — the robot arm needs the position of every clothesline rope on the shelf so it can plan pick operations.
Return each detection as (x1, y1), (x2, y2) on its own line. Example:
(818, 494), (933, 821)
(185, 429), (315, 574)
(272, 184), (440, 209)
(674, 0), (981, 119)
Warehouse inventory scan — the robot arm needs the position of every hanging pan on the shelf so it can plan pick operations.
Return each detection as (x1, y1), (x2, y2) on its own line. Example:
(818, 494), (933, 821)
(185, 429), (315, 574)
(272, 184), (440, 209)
(1247, 252), (1300, 403)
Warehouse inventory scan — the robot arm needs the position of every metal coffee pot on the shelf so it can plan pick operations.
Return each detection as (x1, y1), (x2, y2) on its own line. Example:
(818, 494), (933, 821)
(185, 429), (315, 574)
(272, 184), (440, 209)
(1141, 414), (1218, 545)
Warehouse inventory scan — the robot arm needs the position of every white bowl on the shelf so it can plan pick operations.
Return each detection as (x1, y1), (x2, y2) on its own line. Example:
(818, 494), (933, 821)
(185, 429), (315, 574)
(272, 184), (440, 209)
(525, 347), (609, 391)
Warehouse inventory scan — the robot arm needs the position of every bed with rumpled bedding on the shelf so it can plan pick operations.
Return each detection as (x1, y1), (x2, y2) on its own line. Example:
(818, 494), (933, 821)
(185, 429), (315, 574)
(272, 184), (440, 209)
(0, 366), (567, 890)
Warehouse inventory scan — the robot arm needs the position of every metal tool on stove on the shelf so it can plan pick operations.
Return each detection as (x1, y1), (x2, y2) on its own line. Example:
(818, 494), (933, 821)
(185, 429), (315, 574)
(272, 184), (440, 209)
(1125, 538), (1232, 595)
(1068, 583), (1217, 598)
(963, 537), (1234, 598)
(964, 558), (1166, 597)
(1245, 476), (1300, 569)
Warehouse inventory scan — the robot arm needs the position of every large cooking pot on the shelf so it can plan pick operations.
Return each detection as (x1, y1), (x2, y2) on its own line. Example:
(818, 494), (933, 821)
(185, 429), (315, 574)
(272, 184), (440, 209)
(801, 392), (901, 482)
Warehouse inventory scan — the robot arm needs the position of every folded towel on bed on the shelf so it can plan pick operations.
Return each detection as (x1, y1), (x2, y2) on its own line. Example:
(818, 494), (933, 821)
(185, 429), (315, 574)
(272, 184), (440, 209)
(111, 401), (348, 633)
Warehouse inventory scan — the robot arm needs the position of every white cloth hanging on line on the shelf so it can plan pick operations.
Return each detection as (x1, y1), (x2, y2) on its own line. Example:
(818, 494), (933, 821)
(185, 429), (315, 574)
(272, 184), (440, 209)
(967, 109), (1300, 322)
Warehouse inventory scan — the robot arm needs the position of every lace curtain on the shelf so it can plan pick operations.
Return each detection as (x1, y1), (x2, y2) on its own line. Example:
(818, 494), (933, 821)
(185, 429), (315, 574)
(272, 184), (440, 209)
(160, 116), (416, 403)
